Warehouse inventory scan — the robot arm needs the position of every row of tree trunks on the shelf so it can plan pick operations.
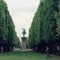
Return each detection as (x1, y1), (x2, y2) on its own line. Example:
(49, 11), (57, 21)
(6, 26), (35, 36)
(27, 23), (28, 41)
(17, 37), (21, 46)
(0, 40), (13, 52)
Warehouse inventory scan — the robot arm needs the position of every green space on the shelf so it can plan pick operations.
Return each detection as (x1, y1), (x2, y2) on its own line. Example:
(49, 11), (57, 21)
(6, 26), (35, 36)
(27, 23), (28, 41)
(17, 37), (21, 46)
(0, 51), (60, 60)
(0, 0), (60, 60)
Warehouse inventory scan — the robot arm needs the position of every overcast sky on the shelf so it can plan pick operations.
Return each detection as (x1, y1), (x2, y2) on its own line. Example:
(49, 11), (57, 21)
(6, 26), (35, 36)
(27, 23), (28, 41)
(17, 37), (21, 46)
(4, 0), (40, 39)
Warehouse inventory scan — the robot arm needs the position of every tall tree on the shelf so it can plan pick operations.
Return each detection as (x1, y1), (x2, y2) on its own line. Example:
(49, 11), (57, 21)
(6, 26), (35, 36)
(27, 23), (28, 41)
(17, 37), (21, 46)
(0, 0), (19, 52)
(29, 0), (59, 52)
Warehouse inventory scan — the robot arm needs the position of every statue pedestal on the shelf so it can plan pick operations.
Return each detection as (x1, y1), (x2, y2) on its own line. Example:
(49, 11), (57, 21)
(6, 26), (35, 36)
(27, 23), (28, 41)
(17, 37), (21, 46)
(21, 37), (27, 51)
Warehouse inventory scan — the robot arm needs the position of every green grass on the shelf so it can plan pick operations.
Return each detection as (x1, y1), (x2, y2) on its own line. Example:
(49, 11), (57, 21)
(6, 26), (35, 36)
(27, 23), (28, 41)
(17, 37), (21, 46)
(0, 51), (60, 60)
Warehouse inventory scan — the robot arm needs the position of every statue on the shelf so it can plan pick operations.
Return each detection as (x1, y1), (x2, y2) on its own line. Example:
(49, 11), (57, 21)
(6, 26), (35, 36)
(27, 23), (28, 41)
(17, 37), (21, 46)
(22, 28), (26, 37)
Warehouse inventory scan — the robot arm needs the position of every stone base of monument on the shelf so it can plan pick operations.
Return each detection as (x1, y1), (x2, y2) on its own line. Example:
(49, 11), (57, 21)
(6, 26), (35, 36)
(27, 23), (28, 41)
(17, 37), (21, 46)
(21, 37), (27, 51)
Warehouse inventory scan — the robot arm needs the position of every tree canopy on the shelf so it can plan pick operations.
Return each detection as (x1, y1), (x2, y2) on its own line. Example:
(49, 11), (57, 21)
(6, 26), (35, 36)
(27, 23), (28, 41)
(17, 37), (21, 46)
(0, 0), (20, 52)
(29, 0), (60, 53)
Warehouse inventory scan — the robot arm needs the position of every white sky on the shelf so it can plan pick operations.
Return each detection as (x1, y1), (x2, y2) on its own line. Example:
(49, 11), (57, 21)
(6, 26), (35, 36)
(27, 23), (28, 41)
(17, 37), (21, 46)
(4, 0), (40, 40)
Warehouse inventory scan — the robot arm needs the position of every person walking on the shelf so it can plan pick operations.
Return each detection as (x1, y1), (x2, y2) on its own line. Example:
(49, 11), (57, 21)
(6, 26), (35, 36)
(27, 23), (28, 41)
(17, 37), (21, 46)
(46, 46), (51, 58)
(57, 45), (59, 55)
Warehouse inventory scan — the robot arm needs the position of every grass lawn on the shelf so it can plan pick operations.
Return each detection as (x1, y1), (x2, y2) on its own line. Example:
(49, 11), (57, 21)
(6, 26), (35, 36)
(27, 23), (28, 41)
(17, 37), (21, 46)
(0, 51), (60, 60)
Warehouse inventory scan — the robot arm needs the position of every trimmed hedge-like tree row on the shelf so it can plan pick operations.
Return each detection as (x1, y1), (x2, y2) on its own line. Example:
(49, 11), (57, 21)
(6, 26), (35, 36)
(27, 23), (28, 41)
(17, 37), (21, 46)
(0, 0), (20, 52)
(29, 0), (60, 54)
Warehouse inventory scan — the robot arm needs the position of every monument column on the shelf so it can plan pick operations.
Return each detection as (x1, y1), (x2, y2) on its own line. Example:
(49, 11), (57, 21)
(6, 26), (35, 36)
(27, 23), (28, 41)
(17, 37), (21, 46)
(21, 28), (27, 51)
(21, 37), (27, 51)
